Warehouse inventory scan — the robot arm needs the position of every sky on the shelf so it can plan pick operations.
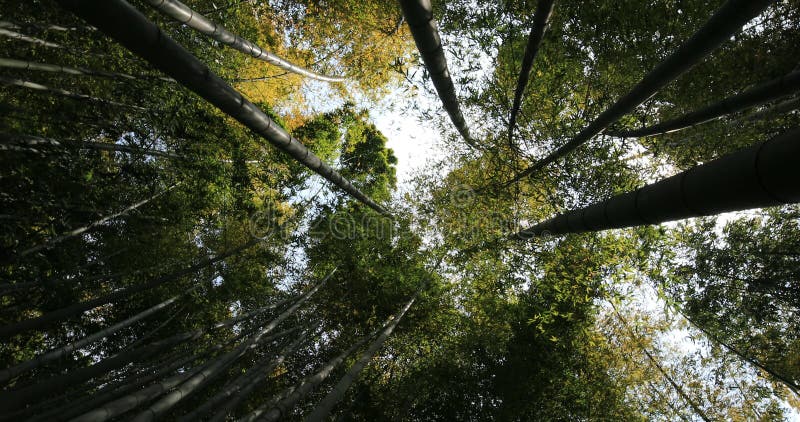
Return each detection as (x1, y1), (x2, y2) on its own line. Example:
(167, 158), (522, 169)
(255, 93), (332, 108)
(370, 93), (445, 186)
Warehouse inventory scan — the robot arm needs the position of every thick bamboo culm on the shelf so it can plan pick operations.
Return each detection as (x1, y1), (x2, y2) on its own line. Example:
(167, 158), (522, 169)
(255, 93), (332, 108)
(514, 126), (800, 239)
(398, 0), (474, 147)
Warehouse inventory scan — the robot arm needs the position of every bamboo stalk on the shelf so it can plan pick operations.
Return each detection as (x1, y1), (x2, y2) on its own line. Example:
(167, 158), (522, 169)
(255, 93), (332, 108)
(144, 0), (345, 83)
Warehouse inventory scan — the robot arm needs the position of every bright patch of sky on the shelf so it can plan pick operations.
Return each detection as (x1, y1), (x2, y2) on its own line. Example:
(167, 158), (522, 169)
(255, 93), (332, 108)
(298, 71), (446, 189)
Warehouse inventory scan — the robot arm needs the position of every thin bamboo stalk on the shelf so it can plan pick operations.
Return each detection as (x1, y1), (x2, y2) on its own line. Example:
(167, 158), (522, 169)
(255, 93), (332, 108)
(501, 0), (774, 187)
(144, 0), (345, 82)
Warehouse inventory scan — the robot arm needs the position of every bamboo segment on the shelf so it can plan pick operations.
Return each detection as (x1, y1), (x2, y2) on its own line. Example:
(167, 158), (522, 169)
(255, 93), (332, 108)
(514, 126), (800, 239)
(398, 0), (474, 148)
(129, 271), (332, 421)
(0, 238), (261, 337)
(0, 284), (196, 385)
(144, 0), (345, 82)
(306, 288), (420, 421)
(0, 57), (174, 82)
(0, 26), (63, 48)
(508, 0), (556, 150)
(607, 69), (800, 138)
(16, 183), (179, 259)
(0, 76), (146, 110)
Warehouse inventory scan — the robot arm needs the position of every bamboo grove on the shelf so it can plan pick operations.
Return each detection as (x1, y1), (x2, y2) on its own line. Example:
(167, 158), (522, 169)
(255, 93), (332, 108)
(1, 0), (799, 420)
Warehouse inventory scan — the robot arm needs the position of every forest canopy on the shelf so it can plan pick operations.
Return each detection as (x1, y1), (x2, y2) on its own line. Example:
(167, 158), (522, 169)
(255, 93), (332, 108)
(0, 0), (799, 420)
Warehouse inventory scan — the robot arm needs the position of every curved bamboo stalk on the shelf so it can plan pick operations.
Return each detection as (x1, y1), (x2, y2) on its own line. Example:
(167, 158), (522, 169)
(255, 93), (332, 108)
(0, 26), (62, 48)
(514, 126), (800, 239)
(508, 0), (555, 151)
(143, 0), (345, 83)
(306, 288), (420, 421)
(501, 0), (774, 187)
(0, 57), (174, 82)
(398, 0), (474, 148)
(607, 69), (800, 138)
(129, 270), (333, 421)
(0, 76), (146, 110)
(57, 0), (389, 216)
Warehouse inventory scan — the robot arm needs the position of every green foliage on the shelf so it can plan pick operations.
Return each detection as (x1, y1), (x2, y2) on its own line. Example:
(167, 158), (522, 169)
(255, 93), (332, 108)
(1, 0), (798, 419)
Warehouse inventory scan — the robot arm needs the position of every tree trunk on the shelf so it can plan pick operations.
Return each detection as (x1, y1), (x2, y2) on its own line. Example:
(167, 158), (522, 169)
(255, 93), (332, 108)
(56, 0), (389, 216)
(398, 0), (474, 148)
(142, 0), (344, 83)
(306, 288), (420, 421)
(514, 126), (800, 239)
(606, 69), (800, 138)
(508, 0), (555, 151)
(501, 0), (773, 187)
